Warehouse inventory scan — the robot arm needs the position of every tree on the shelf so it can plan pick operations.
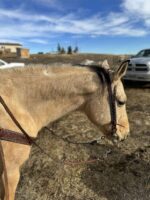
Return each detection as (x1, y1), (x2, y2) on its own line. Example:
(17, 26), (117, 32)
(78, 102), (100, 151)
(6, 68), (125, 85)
(67, 46), (72, 54)
(57, 43), (61, 53)
(60, 47), (66, 54)
(74, 46), (79, 53)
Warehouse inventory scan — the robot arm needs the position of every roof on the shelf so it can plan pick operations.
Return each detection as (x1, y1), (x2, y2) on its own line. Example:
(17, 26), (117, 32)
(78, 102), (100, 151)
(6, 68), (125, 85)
(0, 42), (22, 46)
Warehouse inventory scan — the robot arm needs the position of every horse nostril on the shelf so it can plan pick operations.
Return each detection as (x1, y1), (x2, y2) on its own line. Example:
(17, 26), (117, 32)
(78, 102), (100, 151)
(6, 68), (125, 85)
(124, 132), (130, 139)
(113, 133), (119, 139)
(113, 133), (119, 143)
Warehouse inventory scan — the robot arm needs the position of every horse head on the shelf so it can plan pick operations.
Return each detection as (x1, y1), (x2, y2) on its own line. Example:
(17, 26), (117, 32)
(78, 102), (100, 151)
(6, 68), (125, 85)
(84, 60), (129, 141)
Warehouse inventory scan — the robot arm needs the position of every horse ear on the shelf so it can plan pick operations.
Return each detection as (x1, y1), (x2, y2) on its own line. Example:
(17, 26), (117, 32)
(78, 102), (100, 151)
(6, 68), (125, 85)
(113, 60), (128, 80)
(98, 60), (110, 70)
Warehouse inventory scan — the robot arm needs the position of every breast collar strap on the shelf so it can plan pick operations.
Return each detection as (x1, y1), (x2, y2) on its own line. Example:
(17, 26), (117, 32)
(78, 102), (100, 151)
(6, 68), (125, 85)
(0, 128), (33, 145)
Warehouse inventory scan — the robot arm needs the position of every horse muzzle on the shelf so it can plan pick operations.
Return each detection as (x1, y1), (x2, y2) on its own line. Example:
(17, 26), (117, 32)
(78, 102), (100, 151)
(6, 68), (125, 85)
(102, 123), (130, 142)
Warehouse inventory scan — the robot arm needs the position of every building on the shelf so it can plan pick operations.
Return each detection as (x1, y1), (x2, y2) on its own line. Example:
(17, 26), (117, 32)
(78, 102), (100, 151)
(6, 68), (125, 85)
(0, 42), (22, 53)
(17, 48), (30, 59)
(0, 42), (30, 58)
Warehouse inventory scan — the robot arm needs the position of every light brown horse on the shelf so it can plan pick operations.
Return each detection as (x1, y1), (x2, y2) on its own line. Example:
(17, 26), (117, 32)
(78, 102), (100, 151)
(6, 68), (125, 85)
(0, 61), (129, 200)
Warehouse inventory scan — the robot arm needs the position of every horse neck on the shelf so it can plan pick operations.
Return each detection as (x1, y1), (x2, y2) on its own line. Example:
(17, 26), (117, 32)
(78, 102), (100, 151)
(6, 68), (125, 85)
(13, 67), (100, 137)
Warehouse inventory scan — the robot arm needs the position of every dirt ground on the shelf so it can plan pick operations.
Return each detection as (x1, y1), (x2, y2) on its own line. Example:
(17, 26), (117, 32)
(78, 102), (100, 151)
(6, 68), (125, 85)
(12, 55), (149, 200)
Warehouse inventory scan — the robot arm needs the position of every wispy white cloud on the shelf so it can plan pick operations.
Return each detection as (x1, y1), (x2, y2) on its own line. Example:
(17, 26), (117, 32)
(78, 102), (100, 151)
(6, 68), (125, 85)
(29, 39), (49, 44)
(123, 0), (150, 17)
(122, 0), (150, 27)
(0, 0), (149, 45)
(0, 8), (58, 22)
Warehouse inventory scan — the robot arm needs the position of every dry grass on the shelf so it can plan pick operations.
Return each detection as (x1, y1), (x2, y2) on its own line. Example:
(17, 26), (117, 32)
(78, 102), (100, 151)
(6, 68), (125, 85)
(1, 53), (130, 68)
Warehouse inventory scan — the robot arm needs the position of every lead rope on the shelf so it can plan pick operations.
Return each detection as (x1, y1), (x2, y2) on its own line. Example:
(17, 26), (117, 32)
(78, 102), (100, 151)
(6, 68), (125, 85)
(0, 65), (119, 173)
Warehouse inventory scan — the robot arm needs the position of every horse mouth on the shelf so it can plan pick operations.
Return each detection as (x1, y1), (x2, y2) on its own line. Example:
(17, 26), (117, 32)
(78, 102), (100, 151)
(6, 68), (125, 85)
(101, 126), (129, 143)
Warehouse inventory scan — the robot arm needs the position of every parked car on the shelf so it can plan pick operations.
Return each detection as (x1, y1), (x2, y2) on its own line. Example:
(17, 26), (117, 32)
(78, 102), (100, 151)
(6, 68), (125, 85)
(0, 59), (25, 69)
(124, 49), (150, 82)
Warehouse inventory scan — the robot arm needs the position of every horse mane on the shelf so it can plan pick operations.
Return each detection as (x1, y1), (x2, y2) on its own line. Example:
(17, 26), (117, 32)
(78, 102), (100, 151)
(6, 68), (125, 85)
(0, 64), (112, 87)
(0, 64), (90, 76)
(0, 64), (54, 75)
(0, 63), (110, 80)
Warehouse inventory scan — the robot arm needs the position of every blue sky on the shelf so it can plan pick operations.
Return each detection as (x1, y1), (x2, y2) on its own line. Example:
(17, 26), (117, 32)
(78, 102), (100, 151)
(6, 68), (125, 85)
(0, 0), (150, 54)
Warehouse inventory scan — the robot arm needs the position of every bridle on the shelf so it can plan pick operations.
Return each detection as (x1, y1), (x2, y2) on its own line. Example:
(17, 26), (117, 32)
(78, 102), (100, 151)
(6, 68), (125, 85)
(91, 59), (129, 137)
(106, 72), (117, 136)
(90, 66), (117, 136)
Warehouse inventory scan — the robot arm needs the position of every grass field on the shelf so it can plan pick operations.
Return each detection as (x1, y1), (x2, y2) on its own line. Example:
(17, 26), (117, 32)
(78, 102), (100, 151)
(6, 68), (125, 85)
(1, 53), (129, 67)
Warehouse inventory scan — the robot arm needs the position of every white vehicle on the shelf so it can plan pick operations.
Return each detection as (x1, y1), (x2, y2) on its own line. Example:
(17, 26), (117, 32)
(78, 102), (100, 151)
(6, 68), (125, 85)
(0, 59), (25, 69)
(124, 49), (150, 82)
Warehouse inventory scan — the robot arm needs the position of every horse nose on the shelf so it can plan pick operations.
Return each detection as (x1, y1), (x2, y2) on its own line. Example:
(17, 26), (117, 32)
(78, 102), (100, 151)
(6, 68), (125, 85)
(113, 132), (129, 142)
(113, 133), (120, 142)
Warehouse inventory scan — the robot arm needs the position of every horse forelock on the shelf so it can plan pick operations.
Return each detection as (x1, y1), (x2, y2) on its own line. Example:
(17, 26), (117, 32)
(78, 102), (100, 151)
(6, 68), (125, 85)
(89, 65), (112, 87)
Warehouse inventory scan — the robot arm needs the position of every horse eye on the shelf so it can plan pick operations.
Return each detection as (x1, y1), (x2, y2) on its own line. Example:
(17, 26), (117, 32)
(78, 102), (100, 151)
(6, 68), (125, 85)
(117, 100), (126, 106)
